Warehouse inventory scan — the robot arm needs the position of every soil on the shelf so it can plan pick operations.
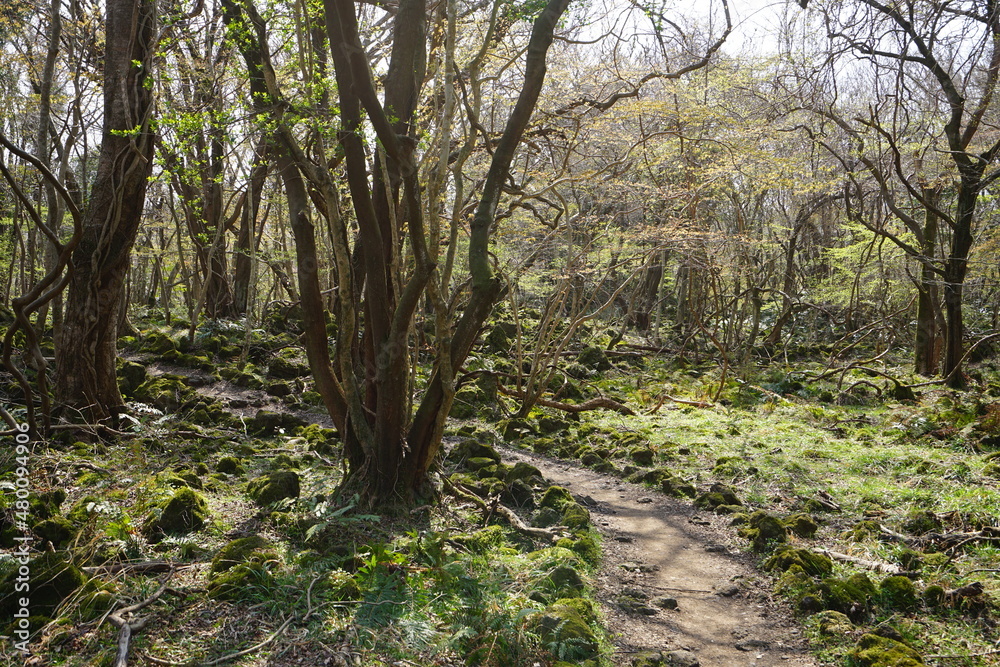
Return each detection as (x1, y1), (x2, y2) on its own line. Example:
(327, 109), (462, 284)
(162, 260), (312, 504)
(505, 447), (820, 667)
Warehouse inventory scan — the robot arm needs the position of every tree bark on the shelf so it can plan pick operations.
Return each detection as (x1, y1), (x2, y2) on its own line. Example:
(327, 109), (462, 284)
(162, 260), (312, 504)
(54, 0), (156, 421)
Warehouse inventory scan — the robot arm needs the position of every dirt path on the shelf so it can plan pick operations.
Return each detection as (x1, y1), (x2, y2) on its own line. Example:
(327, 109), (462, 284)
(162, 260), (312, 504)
(505, 448), (820, 667)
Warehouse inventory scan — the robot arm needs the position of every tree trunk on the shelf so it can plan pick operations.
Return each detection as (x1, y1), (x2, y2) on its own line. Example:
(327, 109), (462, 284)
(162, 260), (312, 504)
(915, 185), (941, 376)
(54, 0), (155, 421)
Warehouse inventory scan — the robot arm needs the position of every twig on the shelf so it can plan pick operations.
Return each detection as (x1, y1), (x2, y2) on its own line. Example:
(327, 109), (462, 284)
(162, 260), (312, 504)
(107, 570), (174, 667)
(813, 548), (902, 574)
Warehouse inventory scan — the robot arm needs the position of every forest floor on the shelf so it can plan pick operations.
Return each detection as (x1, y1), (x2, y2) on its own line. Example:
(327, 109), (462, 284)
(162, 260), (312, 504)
(505, 447), (819, 667)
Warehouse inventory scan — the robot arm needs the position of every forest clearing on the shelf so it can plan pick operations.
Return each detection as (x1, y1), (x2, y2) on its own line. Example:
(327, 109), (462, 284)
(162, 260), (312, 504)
(0, 0), (999, 665)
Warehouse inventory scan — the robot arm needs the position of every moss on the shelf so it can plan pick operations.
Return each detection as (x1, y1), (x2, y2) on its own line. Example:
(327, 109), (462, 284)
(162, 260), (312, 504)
(32, 517), (77, 548)
(249, 410), (307, 436)
(134, 375), (194, 411)
(774, 565), (816, 597)
(502, 479), (536, 508)
(577, 346), (611, 372)
(141, 331), (177, 355)
(446, 439), (501, 465)
(148, 487), (209, 535)
(452, 525), (506, 554)
(539, 485), (575, 511)
(812, 610), (853, 636)
(922, 584), (946, 607)
(848, 633), (924, 666)
(215, 456), (244, 475)
(763, 545), (833, 576)
(267, 354), (309, 379)
(879, 575), (918, 610)
(211, 536), (279, 574)
(505, 461), (544, 485)
(247, 471), (300, 506)
(737, 510), (788, 551)
(207, 562), (274, 601)
(537, 416), (571, 434)
(819, 577), (870, 617)
(660, 475), (696, 498)
(533, 600), (599, 660)
(0, 552), (88, 619)
(783, 513), (819, 538)
(901, 510), (941, 535)
(556, 534), (600, 565)
(117, 360), (148, 397)
(694, 483), (742, 510)
(561, 502), (591, 530)
(325, 571), (362, 601)
(532, 507), (563, 529)
(628, 446), (656, 466)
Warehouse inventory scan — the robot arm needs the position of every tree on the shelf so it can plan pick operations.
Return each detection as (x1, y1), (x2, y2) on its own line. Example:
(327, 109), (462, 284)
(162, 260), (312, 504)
(797, 0), (1000, 385)
(53, 0), (157, 421)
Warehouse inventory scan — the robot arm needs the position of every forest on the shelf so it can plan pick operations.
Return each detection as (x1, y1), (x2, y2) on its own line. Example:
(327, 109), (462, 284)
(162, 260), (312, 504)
(0, 0), (999, 664)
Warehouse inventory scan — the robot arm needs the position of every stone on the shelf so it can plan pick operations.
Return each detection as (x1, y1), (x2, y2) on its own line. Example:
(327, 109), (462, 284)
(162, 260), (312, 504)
(150, 487), (209, 535)
(117, 360), (148, 397)
(848, 633), (924, 666)
(652, 596), (679, 610)
(211, 536), (279, 574)
(664, 649), (700, 666)
(0, 552), (88, 619)
(813, 610), (854, 636)
(247, 471), (300, 506)
(763, 545), (833, 576)
(539, 485), (575, 510)
(879, 575), (918, 610)
(534, 599), (599, 661)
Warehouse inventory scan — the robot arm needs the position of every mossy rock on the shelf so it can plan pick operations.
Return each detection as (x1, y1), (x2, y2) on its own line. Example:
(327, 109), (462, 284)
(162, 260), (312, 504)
(577, 346), (612, 372)
(134, 375), (194, 411)
(505, 461), (544, 485)
(737, 510), (788, 551)
(141, 331), (177, 355)
(148, 487), (209, 536)
(783, 513), (819, 538)
(812, 610), (853, 636)
(247, 471), (300, 506)
(901, 510), (941, 536)
(215, 455), (244, 475)
(464, 456), (498, 473)
(537, 416), (572, 434)
(248, 410), (307, 436)
(848, 633), (924, 666)
(502, 479), (536, 509)
(207, 562), (274, 601)
(525, 547), (581, 569)
(117, 360), (148, 397)
(561, 502), (592, 530)
(819, 577), (871, 617)
(628, 446), (656, 466)
(694, 483), (742, 511)
(32, 517), (77, 548)
(533, 600), (599, 660)
(219, 366), (264, 389)
(532, 506), (563, 529)
(30, 489), (67, 521)
(774, 566), (816, 597)
(556, 534), (600, 565)
(446, 439), (501, 465)
(0, 551), (89, 619)
(452, 525), (506, 554)
(267, 354), (310, 379)
(983, 462), (1000, 478)
(325, 571), (362, 601)
(922, 584), (946, 607)
(539, 485), (575, 510)
(879, 575), (918, 610)
(210, 535), (278, 574)
(763, 545), (833, 576)
(660, 475), (697, 499)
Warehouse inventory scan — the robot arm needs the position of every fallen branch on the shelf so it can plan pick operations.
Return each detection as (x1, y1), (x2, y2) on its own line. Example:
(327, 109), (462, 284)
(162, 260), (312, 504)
(443, 476), (563, 542)
(662, 395), (714, 409)
(107, 570), (173, 667)
(497, 385), (635, 415)
(813, 548), (902, 574)
(83, 561), (200, 576)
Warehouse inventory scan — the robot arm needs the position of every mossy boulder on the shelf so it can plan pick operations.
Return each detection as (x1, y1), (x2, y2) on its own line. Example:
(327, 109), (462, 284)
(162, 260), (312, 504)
(248, 410), (307, 436)
(502, 479), (536, 509)
(147, 487), (209, 536)
(210, 535), (279, 574)
(539, 485), (575, 511)
(215, 456), (244, 475)
(556, 534), (600, 565)
(267, 354), (310, 379)
(783, 513), (819, 538)
(922, 584), (946, 607)
(534, 599), (599, 660)
(141, 331), (177, 355)
(879, 575), (918, 610)
(32, 517), (77, 548)
(628, 446), (656, 466)
(134, 375), (193, 411)
(446, 439), (501, 465)
(247, 471), (300, 506)
(813, 610), (854, 636)
(505, 461), (544, 485)
(532, 506), (564, 529)
(207, 562), (274, 601)
(819, 576), (871, 617)
(695, 483), (742, 511)
(901, 510), (941, 536)
(561, 502), (592, 530)
(737, 510), (788, 551)
(117, 360), (148, 397)
(848, 633), (924, 666)
(577, 346), (612, 372)
(0, 551), (89, 619)
(763, 545), (833, 576)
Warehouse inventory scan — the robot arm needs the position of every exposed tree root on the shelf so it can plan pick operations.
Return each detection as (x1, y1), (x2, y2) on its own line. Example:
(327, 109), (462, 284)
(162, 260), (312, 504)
(497, 385), (635, 415)
(813, 548), (904, 575)
(442, 475), (564, 542)
(106, 570), (173, 667)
